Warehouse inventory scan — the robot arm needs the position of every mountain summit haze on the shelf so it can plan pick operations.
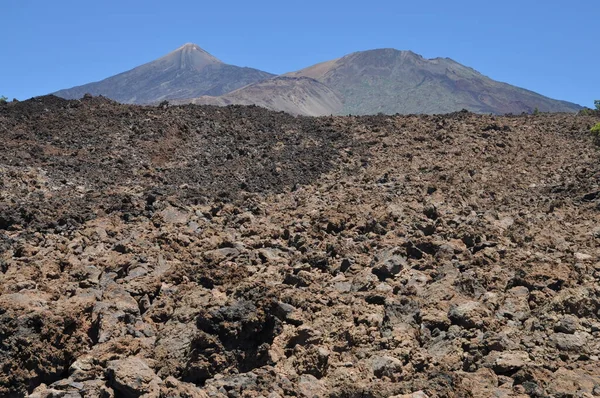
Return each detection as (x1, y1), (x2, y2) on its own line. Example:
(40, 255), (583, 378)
(54, 44), (582, 115)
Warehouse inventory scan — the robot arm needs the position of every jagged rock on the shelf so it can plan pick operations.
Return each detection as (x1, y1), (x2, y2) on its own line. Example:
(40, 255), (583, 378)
(202, 247), (241, 263)
(297, 374), (327, 398)
(458, 368), (508, 398)
(273, 300), (295, 319)
(92, 282), (141, 343)
(389, 392), (429, 398)
(546, 368), (599, 397)
(29, 379), (113, 398)
(448, 301), (491, 329)
(371, 355), (403, 380)
(161, 376), (209, 398)
(554, 314), (581, 334)
(485, 351), (531, 374)
(160, 206), (189, 224)
(371, 247), (407, 280)
(69, 356), (99, 381)
(497, 286), (530, 321)
(106, 357), (161, 398)
(283, 270), (313, 287)
(204, 372), (258, 397)
(288, 326), (323, 347)
(293, 345), (330, 378)
(419, 309), (451, 331)
(549, 332), (590, 353)
(574, 252), (593, 261)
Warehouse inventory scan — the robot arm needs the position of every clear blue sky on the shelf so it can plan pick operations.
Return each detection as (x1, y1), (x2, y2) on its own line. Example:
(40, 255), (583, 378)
(1, 0), (598, 107)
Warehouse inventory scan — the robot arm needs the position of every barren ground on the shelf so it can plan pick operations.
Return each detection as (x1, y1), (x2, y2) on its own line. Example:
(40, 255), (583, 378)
(1, 96), (600, 397)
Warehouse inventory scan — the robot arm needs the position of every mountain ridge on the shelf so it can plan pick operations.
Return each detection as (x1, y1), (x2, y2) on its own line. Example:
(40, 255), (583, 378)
(53, 43), (582, 115)
(287, 48), (581, 115)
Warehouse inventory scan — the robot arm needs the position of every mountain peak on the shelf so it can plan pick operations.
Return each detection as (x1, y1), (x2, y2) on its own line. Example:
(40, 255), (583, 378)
(52, 43), (273, 104)
(346, 48), (425, 63)
(177, 43), (208, 53)
(160, 43), (223, 71)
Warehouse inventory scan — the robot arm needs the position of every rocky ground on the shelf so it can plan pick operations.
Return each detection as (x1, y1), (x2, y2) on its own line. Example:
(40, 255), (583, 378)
(1, 96), (600, 397)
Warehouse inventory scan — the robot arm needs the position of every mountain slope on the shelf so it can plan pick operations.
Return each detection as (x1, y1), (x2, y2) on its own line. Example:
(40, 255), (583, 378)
(286, 49), (582, 115)
(174, 76), (343, 116)
(54, 44), (274, 104)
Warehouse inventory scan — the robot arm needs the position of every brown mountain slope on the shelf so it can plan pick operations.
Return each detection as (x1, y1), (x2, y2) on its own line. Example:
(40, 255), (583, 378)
(54, 44), (274, 104)
(287, 48), (582, 115)
(174, 76), (343, 116)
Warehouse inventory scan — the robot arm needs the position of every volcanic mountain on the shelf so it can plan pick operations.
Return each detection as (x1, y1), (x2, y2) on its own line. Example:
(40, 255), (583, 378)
(54, 44), (582, 115)
(286, 48), (582, 115)
(53, 44), (274, 104)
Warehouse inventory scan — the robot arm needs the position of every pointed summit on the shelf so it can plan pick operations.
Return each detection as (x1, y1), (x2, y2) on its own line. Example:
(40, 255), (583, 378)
(159, 43), (223, 72)
(177, 43), (211, 52)
(180, 42), (200, 49)
(53, 44), (273, 104)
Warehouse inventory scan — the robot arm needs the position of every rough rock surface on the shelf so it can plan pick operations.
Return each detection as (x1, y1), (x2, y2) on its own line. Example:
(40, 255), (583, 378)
(1, 96), (600, 397)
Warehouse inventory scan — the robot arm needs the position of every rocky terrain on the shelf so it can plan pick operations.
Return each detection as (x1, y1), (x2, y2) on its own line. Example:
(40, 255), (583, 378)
(1, 96), (600, 397)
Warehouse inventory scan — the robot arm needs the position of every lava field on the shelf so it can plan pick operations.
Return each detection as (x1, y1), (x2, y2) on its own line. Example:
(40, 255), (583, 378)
(1, 96), (600, 397)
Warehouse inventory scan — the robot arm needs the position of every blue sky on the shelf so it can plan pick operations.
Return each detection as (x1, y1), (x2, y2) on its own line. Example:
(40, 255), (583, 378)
(1, 0), (598, 107)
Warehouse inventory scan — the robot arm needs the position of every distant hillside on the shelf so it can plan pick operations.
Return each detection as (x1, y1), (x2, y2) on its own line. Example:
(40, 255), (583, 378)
(287, 49), (582, 115)
(173, 76), (343, 116)
(54, 44), (582, 115)
(54, 44), (274, 104)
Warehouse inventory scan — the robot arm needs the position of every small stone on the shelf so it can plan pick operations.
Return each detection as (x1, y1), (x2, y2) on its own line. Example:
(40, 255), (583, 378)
(547, 367), (598, 396)
(298, 374), (327, 398)
(371, 248), (406, 281)
(333, 281), (352, 292)
(273, 300), (302, 325)
(574, 252), (592, 261)
(371, 355), (403, 380)
(106, 357), (160, 398)
(550, 332), (590, 352)
(389, 392), (429, 398)
(202, 247), (240, 263)
(554, 315), (580, 334)
(297, 374), (326, 398)
(293, 346), (329, 378)
(160, 206), (189, 224)
(419, 309), (451, 331)
(490, 351), (530, 373)
(448, 301), (491, 329)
